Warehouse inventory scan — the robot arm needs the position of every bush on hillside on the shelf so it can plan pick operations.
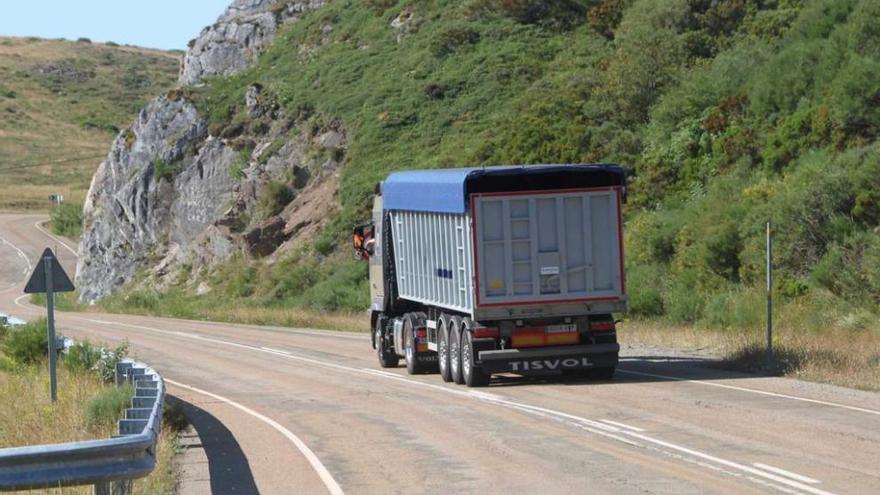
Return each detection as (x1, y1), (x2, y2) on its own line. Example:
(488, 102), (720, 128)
(86, 384), (133, 429)
(471, 0), (588, 29)
(49, 201), (83, 238)
(63, 340), (129, 382)
(2, 319), (48, 366)
(300, 260), (369, 312)
(626, 262), (666, 317)
(257, 181), (295, 219)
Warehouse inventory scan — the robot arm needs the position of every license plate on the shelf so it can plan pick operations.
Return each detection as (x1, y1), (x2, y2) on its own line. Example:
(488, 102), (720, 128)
(545, 324), (577, 334)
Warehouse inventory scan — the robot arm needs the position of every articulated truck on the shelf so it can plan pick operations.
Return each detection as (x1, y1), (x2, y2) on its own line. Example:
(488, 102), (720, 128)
(354, 164), (627, 387)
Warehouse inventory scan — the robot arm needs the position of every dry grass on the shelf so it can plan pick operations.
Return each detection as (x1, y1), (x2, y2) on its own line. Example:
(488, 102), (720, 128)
(195, 305), (369, 333)
(0, 184), (91, 213)
(620, 319), (880, 391)
(0, 365), (110, 446)
(0, 36), (179, 211)
(0, 365), (178, 494)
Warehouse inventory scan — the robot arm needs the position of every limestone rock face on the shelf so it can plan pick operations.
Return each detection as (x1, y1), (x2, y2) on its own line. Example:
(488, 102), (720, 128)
(77, 96), (229, 302)
(76, 0), (342, 302)
(180, 0), (326, 85)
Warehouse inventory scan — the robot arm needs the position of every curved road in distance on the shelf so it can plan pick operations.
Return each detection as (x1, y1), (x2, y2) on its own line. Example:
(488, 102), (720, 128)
(1, 213), (878, 495)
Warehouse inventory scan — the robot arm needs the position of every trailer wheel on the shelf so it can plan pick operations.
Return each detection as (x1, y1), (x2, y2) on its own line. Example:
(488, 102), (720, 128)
(462, 327), (490, 388)
(449, 316), (464, 384)
(438, 315), (453, 382)
(376, 315), (399, 368)
(404, 314), (429, 374)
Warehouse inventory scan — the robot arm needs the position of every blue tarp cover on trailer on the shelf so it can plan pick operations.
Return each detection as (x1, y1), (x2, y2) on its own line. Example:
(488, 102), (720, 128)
(382, 164), (625, 214)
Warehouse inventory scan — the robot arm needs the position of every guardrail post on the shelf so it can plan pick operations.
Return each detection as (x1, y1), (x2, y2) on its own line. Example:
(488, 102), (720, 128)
(115, 362), (132, 386)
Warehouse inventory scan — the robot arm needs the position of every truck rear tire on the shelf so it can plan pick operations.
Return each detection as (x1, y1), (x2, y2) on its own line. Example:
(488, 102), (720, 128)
(376, 315), (399, 368)
(462, 328), (490, 387)
(449, 316), (464, 384)
(438, 315), (453, 382)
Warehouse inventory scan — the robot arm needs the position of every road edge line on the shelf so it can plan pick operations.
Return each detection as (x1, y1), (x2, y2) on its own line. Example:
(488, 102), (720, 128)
(33, 220), (78, 256)
(165, 379), (345, 495)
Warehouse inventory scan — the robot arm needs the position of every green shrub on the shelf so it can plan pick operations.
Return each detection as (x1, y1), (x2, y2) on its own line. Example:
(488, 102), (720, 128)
(829, 56), (880, 138)
(700, 286), (764, 330)
(474, 0), (588, 29)
(121, 290), (161, 312)
(49, 201), (84, 238)
(812, 231), (880, 305)
(268, 255), (322, 300)
(63, 340), (129, 382)
(152, 158), (178, 181)
(63, 340), (103, 374)
(258, 181), (295, 219)
(86, 384), (133, 429)
(431, 26), (481, 57)
(300, 260), (369, 312)
(163, 400), (189, 432)
(2, 319), (48, 366)
(664, 270), (705, 324)
(626, 262), (666, 317)
(364, 0), (397, 14)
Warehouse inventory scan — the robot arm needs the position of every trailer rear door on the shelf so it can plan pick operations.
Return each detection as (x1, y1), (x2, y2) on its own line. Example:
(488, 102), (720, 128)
(472, 188), (624, 307)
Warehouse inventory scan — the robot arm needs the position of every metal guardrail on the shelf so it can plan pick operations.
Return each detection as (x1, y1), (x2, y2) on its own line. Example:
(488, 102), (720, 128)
(0, 359), (165, 493)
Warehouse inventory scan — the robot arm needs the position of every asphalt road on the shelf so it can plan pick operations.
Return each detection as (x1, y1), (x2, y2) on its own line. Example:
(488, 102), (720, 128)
(1, 212), (878, 495)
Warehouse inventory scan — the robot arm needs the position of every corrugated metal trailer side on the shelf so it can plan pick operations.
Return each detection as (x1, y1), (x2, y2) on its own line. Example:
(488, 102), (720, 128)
(390, 210), (475, 314)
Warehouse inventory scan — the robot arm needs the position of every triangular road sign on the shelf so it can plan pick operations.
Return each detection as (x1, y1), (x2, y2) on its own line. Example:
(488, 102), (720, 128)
(24, 248), (75, 294)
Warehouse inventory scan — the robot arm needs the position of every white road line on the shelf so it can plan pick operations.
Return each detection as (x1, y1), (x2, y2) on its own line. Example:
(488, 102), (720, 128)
(78, 317), (833, 495)
(753, 463), (821, 485)
(600, 419), (645, 432)
(620, 430), (836, 495)
(0, 235), (33, 276)
(14, 294), (30, 309)
(260, 346), (292, 355)
(33, 220), (78, 256)
(166, 379), (345, 495)
(617, 369), (880, 417)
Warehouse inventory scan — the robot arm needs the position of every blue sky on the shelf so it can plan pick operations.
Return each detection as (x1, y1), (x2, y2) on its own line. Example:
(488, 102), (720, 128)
(0, 1), (234, 50)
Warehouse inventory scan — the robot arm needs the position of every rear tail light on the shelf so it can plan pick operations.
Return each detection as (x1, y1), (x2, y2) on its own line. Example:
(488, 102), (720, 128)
(511, 325), (578, 347)
(590, 321), (616, 332)
(473, 327), (500, 338)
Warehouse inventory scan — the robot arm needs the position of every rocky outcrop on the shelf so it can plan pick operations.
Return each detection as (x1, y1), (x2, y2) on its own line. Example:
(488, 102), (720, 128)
(76, 96), (233, 302)
(180, 0), (326, 85)
(76, 0), (341, 302)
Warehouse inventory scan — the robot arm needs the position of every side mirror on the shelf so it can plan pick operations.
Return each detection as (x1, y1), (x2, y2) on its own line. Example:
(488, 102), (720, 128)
(352, 223), (374, 261)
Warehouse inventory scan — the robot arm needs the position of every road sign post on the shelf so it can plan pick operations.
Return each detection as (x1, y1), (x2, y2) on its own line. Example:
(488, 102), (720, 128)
(24, 248), (75, 403)
(44, 254), (57, 402)
(766, 221), (774, 371)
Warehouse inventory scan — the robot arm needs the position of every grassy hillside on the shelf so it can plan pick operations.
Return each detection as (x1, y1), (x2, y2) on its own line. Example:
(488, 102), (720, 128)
(102, 0), (880, 388)
(0, 37), (179, 210)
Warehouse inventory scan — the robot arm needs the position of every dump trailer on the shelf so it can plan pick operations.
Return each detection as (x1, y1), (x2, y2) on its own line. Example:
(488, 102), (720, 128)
(355, 164), (627, 387)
